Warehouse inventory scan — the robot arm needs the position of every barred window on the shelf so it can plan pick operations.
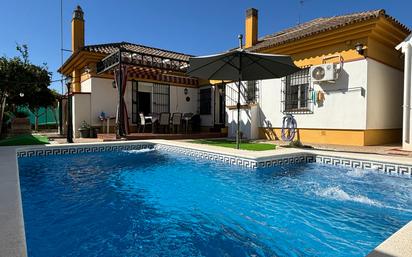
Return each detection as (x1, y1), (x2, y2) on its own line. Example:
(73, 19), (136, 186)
(246, 80), (258, 104)
(152, 83), (170, 113)
(282, 67), (313, 113)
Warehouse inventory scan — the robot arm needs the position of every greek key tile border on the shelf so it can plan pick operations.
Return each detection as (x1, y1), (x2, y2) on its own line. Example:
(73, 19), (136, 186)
(153, 145), (316, 169)
(154, 144), (259, 168)
(256, 154), (315, 168)
(315, 155), (412, 177)
(16, 143), (155, 158)
(15, 143), (412, 176)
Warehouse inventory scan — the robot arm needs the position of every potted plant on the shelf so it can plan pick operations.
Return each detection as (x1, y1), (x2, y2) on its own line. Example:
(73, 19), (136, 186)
(78, 121), (91, 138)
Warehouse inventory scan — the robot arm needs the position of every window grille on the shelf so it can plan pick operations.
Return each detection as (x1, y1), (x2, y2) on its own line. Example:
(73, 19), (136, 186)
(225, 81), (259, 106)
(152, 83), (170, 113)
(225, 83), (238, 107)
(246, 80), (259, 104)
(281, 67), (313, 114)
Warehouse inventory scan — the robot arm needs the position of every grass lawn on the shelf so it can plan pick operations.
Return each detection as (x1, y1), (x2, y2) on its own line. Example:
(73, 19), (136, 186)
(0, 135), (49, 146)
(192, 139), (276, 151)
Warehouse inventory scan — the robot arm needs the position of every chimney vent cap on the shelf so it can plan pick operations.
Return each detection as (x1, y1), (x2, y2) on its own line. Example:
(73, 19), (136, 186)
(73, 5), (84, 20)
(246, 8), (258, 17)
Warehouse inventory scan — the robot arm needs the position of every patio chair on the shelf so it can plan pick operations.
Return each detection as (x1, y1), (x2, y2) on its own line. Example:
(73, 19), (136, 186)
(171, 113), (182, 133)
(159, 112), (171, 133)
(148, 112), (159, 133)
(138, 112), (152, 133)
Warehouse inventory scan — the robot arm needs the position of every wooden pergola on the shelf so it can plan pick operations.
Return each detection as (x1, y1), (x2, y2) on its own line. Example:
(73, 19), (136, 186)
(96, 48), (198, 138)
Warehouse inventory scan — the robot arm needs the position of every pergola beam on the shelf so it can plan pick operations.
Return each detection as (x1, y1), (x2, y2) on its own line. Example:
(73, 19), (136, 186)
(96, 48), (191, 75)
(95, 48), (198, 139)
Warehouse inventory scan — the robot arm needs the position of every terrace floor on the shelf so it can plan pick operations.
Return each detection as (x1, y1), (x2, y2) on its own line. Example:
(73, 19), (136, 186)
(99, 132), (226, 141)
(48, 132), (226, 144)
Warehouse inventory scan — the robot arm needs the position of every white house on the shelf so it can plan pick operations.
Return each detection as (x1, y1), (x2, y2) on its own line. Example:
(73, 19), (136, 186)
(224, 8), (409, 146)
(60, 6), (410, 147)
(59, 6), (226, 138)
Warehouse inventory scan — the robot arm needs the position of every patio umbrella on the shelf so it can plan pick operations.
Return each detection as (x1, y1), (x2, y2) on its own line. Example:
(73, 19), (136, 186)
(187, 36), (300, 149)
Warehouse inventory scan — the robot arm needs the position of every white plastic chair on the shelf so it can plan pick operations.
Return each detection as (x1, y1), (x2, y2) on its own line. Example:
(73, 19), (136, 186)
(139, 112), (152, 133)
(159, 113), (171, 133)
(171, 113), (182, 133)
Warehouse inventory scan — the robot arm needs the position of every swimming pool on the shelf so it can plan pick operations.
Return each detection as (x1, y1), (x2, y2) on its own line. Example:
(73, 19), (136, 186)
(18, 148), (412, 257)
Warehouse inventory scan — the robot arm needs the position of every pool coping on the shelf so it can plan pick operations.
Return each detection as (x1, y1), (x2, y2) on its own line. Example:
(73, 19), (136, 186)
(1, 139), (412, 257)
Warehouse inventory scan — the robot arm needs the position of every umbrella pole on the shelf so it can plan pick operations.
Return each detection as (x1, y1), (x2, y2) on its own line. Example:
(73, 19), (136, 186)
(236, 36), (243, 150)
(236, 79), (241, 149)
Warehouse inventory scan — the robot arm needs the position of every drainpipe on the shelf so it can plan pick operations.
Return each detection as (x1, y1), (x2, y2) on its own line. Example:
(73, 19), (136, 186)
(403, 43), (411, 147)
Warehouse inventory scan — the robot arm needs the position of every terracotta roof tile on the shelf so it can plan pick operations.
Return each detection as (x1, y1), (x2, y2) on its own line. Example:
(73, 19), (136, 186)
(83, 42), (192, 61)
(249, 9), (410, 51)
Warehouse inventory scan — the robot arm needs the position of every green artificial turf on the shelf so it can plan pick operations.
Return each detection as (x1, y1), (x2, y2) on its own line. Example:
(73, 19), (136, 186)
(192, 139), (276, 151)
(0, 135), (49, 146)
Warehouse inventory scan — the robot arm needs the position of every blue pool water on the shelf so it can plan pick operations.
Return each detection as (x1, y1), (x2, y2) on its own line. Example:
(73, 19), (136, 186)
(19, 149), (412, 257)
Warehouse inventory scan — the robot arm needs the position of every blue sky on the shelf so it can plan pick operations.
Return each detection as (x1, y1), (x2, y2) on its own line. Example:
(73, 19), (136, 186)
(0, 0), (411, 92)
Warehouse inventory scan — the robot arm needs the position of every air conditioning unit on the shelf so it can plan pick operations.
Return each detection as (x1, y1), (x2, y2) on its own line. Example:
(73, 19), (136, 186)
(310, 63), (338, 83)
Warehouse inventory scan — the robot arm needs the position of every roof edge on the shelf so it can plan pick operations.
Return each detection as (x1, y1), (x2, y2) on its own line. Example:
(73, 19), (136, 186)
(249, 9), (411, 52)
(84, 41), (195, 57)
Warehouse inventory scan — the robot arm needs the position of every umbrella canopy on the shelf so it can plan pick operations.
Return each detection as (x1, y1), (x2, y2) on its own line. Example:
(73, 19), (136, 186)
(187, 49), (300, 80)
(187, 47), (300, 149)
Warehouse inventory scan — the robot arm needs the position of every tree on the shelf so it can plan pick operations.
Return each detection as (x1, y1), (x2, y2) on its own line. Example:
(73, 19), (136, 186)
(0, 44), (52, 135)
(27, 88), (58, 131)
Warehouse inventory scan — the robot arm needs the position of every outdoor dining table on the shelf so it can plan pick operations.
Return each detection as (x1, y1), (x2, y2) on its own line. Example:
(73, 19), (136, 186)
(100, 116), (115, 134)
(183, 116), (191, 134)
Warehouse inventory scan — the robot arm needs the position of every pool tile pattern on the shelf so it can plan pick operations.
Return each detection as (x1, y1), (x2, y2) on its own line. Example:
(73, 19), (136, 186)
(15, 143), (412, 176)
(154, 144), (258, 168)
(257, 155), (316, 168)
(16, 143), (155, 157)
(316, 155), (412, 176)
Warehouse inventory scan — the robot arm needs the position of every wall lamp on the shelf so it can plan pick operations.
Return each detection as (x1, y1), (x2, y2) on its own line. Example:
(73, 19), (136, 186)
(84, 66), (91, 73)
(355, 43), (365, 55)
(64, 75), (72, 86)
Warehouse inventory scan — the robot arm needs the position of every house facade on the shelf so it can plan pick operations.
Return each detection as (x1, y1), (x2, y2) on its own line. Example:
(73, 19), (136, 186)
(226, 8), (410, 146)
(60, 6), (410, 146)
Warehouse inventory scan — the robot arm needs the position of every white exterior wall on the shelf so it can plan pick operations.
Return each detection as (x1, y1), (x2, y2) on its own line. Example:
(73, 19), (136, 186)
(225, 58), (403, 140)
(225, 83), (260, 139)
(81, 79), (92, 93)
(170, 86), (198, 114)
(258, 59), (368, 130)
(227, 105), (260, 139)
(89, 78), (119, 127)
(72, 93), (91, 137)
(75, 78), (200, 131)
(366, 58), (403, 129)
